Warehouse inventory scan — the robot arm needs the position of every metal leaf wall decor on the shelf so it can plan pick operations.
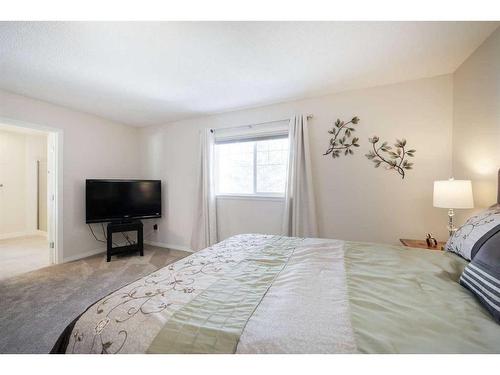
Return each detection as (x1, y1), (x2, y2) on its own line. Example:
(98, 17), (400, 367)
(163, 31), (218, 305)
(365, 136), (416, 179)
(323, 116), (360, 158)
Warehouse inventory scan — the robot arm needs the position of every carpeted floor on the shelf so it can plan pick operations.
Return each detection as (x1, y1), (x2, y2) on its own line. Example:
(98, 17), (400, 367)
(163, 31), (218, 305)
(0, 245), (189, 354)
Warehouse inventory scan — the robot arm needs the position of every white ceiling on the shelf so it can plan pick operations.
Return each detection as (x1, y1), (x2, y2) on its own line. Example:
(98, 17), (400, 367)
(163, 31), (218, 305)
(0, 22), (498, 127)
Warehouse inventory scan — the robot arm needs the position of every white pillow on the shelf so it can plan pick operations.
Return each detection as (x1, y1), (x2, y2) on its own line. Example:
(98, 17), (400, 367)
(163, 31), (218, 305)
(445, 205), (500, 260)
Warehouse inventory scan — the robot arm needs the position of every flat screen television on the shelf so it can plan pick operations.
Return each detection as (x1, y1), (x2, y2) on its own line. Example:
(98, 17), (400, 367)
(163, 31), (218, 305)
(86, 179), (161, 223)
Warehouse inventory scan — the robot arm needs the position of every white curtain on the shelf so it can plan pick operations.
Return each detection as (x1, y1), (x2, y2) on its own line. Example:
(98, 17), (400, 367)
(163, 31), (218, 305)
(190, 128), (217, 251)
(282, 115), (318, 237)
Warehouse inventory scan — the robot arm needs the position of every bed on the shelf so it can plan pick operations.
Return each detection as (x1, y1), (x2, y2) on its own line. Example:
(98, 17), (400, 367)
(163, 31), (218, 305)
(51, 236), (500, 354)
(52, 179), (500, 354)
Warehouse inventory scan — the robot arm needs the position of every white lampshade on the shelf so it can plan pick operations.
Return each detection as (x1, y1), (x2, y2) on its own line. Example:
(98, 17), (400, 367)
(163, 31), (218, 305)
(433, 179), (474, 209)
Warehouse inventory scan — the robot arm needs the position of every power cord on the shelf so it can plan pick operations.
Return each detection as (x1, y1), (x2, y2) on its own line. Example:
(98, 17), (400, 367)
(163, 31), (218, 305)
(121, 232), (136, 245)
(101, 223), (120, 247)
(88, 223), (105, 243)
(87, 223), (121, 247)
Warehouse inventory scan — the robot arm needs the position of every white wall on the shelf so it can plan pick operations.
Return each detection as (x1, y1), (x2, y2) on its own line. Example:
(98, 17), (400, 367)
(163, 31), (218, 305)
(141, 75), (454, 249)
(0, 129), (27, 237)
(0, 129), (47, 238)
(0, 90), (141, 261)
(22, 132), (48, 233)
(217, 197), (284, 240)
(452, 27), (500, 224)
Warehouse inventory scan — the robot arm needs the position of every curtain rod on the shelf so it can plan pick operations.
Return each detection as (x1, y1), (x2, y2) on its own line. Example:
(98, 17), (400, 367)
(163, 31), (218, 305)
(211, 114), (313, 133)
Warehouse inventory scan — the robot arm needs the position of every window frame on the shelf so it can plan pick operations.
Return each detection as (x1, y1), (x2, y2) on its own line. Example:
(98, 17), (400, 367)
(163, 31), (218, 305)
(214, 134), (289, 199)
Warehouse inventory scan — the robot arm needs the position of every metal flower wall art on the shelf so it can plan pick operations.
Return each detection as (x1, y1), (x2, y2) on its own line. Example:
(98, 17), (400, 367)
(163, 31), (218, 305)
(323, 116), (360, 158)
(365, 136), (416, 179)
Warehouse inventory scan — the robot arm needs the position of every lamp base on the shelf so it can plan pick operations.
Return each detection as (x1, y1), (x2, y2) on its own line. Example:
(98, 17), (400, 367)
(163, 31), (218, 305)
(447, 208), (457, 237)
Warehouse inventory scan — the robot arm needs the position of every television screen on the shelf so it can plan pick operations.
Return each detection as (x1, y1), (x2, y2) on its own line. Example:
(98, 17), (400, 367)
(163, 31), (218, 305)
(86, 179), (161, 223)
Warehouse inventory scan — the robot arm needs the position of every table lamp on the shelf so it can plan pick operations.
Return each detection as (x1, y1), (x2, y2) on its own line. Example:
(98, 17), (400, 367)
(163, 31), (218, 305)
(433, 178), (474, 236)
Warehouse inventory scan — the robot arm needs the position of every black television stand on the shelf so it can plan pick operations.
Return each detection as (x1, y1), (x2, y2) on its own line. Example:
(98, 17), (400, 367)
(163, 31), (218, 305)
(106, 220), (143, 262)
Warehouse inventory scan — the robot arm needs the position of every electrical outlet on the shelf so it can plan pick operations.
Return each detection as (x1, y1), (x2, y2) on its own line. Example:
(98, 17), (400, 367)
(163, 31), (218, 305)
(153, 224), (158, 231)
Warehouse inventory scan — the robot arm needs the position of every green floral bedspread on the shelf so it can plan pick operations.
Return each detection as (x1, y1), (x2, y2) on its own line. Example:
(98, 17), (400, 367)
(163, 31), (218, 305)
(58, 235), (500, 354)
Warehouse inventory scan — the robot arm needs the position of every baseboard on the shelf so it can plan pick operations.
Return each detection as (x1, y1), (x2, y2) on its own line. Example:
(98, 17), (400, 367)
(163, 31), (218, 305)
(63, 247), (105, 263)
(144, 240), (193, 253)
(37, 230), (48, 238)
(0, 230), (49, 240)
(0, 231), (32, 240)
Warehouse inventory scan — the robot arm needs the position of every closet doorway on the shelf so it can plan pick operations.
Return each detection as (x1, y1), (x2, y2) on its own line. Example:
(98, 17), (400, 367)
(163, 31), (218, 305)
(0, 118), (62, 280)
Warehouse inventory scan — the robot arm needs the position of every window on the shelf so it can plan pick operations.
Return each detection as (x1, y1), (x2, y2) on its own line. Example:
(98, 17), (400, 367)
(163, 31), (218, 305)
(215, 136), (289, 196)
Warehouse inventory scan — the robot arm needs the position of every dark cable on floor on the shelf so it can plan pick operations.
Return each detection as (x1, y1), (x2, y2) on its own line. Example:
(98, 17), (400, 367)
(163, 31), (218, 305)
(122, 232), (135, 245)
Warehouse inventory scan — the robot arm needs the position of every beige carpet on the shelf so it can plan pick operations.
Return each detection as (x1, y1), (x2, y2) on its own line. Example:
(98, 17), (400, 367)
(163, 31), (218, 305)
(0, 235), (50, 280)
(0, 245), (189, 353)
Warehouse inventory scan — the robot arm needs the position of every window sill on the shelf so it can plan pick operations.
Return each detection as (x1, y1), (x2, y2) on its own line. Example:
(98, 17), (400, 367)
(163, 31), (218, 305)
(216, 194), (285, 202)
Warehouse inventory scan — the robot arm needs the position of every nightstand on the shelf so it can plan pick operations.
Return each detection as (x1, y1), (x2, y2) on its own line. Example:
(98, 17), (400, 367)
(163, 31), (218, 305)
(399, 238), (446, 251)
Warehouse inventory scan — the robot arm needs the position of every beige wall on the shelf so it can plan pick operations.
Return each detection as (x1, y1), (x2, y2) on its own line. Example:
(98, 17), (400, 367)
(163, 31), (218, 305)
(141, 74), (454, 250)
(24, 133), (48, 232)
(452, 27), (500, 224)
(0, 129), (47, 238)
(0, 130), (27, 237)
(0, 90), (141, 261)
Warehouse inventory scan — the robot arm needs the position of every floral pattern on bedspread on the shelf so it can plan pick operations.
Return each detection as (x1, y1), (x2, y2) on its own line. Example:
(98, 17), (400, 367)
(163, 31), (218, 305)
(64, 234), (359, 354)
(67, 234), (286, 353)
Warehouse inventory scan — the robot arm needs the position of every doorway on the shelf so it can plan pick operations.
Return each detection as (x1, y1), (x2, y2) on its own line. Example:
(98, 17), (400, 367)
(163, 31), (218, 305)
(0, 118), (62, 279)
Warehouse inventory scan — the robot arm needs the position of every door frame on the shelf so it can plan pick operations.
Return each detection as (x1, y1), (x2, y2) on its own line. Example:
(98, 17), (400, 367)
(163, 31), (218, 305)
(0, 116), (64, 264)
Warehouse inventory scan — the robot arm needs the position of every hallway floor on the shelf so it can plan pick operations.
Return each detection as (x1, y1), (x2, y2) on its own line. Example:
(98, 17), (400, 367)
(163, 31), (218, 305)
(0, 235), (50, 280)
